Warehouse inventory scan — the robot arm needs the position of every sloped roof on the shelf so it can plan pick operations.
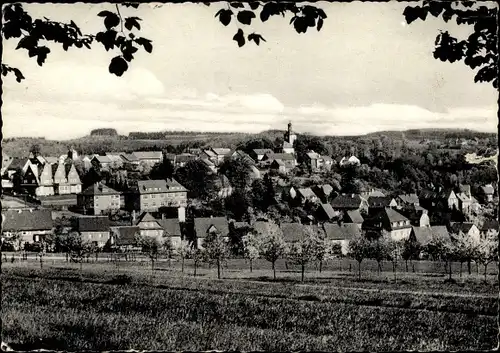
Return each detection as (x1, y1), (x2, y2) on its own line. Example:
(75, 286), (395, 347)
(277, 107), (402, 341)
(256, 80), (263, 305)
(176, 153), (197, 163)
(93, 155), (112, 163)
(321, 184), (333, 195)
(194, 217), (229, 238)
(158, 218), (182, 236)
(110, 226), (140, 246)
(44, 156), (59, 164)
(319, 203), (336, 219)
(2, 208), (53, 231)
(272, 159), (285, 167)
(216, 174), (232, 189)
(105, 154), (124, 162)
(136, 179), (187, 193)
(482, 184), (494, 195)
(6, 157), (25, 171)
(459, 184), (471, 195)
(323, 223), (360, 241)
(411, 226), (433, 245)
(253, 149), (273, 156)
(267, 153), (296, 161)
(121, 153), (139, 162)
(398, 193), (419, 204)
(431, 226), (451, 242)
(384, 208), (410, 223)
(306, 151), (320, 160)
(449, 222), (476, 234)
(480, 219), (499, 232)
(281, 222), (305, 242)
(298, 187), (316, 199)
(283, 141), (294, 149)
(346, 210), (364, 224)
(322, 155), (334, 163)
(331, 194), (362, 209)
(81, 183), (120, 196)
(368, 196), (393, 208)
(77, 216), (110, 232)
(136, 212), (159, 224)
(201, 158), (215, 167)
(211, 148), (231, 156)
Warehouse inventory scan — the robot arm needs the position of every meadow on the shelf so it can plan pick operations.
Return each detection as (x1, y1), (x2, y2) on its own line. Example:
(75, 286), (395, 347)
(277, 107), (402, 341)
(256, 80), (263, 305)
(2, 258), (498, 351)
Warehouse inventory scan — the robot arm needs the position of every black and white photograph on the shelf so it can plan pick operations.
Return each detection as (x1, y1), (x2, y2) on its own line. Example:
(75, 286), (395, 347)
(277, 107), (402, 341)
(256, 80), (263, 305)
(1, 1), (498, 351)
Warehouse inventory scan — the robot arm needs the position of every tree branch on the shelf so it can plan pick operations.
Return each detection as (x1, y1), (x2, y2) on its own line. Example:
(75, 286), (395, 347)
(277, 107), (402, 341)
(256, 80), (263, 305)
(115, 4), (124, 33)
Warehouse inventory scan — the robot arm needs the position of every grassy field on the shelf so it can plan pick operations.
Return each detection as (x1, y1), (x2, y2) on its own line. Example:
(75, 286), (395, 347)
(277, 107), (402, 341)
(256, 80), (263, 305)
(2, 259), (498, 351)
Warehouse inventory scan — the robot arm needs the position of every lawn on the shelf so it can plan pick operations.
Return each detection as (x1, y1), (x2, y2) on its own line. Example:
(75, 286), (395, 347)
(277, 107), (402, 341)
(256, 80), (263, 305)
(2, 261), (498, 351)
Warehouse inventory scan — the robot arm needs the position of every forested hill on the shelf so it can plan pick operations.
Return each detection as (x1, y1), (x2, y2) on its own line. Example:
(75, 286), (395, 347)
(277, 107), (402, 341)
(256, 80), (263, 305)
(2, 128), (496, 159)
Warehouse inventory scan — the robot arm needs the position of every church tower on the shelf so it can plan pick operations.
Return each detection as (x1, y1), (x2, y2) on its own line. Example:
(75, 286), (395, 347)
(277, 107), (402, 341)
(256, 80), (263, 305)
(282, 121), (297, 154)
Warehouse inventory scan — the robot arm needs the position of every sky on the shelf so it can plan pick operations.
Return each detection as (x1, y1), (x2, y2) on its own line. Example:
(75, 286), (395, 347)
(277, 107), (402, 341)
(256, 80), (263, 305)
(2, 2), (498, 140)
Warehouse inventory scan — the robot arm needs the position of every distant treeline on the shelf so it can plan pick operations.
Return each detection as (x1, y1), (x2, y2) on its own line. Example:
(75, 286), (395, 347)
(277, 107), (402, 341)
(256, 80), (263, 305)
(128, 130), (248, 140)
(90, 128), (118, 136)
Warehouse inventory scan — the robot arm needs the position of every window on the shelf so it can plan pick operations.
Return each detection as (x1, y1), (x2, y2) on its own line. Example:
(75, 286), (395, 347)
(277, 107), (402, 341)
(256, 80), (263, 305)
(143, 195), (149, 199)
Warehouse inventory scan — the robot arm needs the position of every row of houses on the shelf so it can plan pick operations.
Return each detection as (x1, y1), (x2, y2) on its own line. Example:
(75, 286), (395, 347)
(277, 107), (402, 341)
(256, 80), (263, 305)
(3, 207), (497, 255)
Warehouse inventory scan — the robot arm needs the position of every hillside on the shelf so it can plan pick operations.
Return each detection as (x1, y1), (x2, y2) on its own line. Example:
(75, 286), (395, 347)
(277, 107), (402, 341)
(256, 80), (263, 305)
(2, 128), (496, 159)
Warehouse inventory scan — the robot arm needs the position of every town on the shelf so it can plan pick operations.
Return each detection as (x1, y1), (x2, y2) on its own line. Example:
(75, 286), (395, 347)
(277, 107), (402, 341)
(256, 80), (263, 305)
(1, 122), (498, 279)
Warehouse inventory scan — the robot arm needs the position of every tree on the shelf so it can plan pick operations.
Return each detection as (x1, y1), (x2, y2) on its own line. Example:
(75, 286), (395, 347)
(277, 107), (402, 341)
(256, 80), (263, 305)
(403, 1), (497, 88)
(287, 228), (317, 282)
(368, 235), (391, 276)
(203, 231), (230, 279)
(453, 231), (478, 277)
(348, 234), (371, 280)
(218, 158), (252, 190)
(387, 238), (403, 282)
(189, 247), (204, 277)
(66, 231), (92, 272)
(423, 235), (456, 280)
(242, 233), (260, 273)
(3, 2), (326, 81)
(258, 221), (288, 280)
(162, 237), (174, 268)
(176, 239), (192, 273)
(401, 237), (421, 272)
(175, 160), (218, 201)
(29, 143), (41, 158)
(475, 234), (498, 282)
(136, 235), (160, 273)
(224, 189), (252, 222)
(150, 158), (175, 181)
(329, 242), (343, 271)
(307, 227), (330, 273)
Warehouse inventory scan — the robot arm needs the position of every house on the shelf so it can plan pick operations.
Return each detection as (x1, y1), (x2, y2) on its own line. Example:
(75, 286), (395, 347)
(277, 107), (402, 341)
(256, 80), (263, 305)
(323, 222), (361, 255)
(322, 156), (334, 171)
(270, 159), (286, 174)
(448, 222), (481, 243)
(456, 191), (481, 215)
(251, 149), (274, 162)
(78, 182), (122, 215)
(174, 153), (197, 167)
(135, 212), (165, 239)
(360, 188), (385, 199)
(205, 148), (231, 166)
(305, 151), (333, 172)
(230, 150), (255, 165)
(297, 187), (318, 204)
(316, 203), (338, 221)
(200, 158), (217, 173)
(21, 162), (55, 197)
(397, 193), (420, 208)
(76, 216), (111, 248)
(480, 184), (495, 203)
(479, 219), (499, 237)
(409, 226), (450, 246)
(363, 207), (412, 241)
(81, 155), (93, 170)
(331, 194), (367, 212)
(419, 188), (459, 210)
(344, 210), (364, 229)
(105, 153), (124, 168)
(367, 196), (398, 214)
(1, 208), (53, 249)
(249, 165), (261, 180)
(91, 155), (113, 170)
(120, 153), (141, 171)
(132, 151), (163, 167)
(339, 155), (361, 167)
(194, 217), (230, 248)
(399, 205), (430, 227)
(52, 162), (82, 195)
(130, 179), (188, 212)
(216, 174), (233, 199)
(109, 226), (141, 251)
(1, 153), (13, 175)
(158, 217), (183, 248)
(282, 122), (297, 154)
(264, 153), (297, 173)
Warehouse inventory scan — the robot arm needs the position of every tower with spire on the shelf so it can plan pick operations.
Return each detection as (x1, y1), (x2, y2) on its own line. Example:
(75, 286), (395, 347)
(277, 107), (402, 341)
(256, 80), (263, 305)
(282, 121), (297, 154)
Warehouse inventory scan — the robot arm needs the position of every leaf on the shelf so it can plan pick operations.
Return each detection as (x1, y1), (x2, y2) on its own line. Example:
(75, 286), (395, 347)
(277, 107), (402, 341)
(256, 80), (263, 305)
(230, 2), (244, 8)
(293, 17), (308, 34)
(233, 28), (245, 47)
(36, 46), (51, 66)
(109, 56), (129, 77)
(98, 10), (114, 17)
(317, 17), (324, 31)
(104, 13), (120, 30)
(135, 37), (153, 53)
(237, 10), (256, 25)
(249, 2), (260, 10)
(123, 2), (140, 8)
(16, 36), (37, 50)
(217, 9), (233, 26)
(70, 20), (82, 36)
(13, 68), (25, 82)
(124, 16), (142, 31)
(403, 6), (420, 24)
(248, 33), (266, 45)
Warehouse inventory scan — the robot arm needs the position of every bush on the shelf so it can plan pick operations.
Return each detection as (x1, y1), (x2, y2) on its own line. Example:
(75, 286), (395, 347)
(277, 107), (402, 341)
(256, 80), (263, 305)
(107, 274), (133, 285)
